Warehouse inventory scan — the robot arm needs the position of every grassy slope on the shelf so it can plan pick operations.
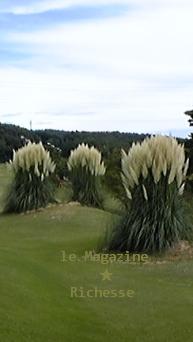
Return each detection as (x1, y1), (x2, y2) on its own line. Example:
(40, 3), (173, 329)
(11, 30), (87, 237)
(0, 165), (193, 342)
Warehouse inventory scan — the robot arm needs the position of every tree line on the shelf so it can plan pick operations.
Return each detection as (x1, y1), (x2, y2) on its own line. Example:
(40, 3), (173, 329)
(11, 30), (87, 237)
(0, 122), (150, 163)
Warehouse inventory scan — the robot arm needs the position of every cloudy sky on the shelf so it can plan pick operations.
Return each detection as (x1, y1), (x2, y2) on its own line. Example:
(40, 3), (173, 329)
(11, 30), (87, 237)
(0, 0), (193, 136)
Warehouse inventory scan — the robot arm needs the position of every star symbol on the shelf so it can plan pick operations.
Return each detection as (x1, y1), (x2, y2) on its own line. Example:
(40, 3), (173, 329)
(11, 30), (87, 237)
(100, 269), (112, 281)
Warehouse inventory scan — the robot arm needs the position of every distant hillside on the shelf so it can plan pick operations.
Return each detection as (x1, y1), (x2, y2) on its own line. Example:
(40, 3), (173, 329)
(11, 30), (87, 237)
(0, 123), (150, 163)
(0, 123), (38, 162)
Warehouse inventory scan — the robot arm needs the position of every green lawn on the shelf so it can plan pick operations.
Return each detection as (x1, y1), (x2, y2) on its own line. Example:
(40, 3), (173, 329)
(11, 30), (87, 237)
(0, 164), (193, 341)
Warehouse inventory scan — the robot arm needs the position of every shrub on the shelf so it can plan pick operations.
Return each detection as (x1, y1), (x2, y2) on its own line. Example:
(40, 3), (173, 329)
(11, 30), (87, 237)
(67, 143), (106, 207)
(4, 142), (56, 213)
(104, 148), (127, 205)
(102, 135), (191, 253)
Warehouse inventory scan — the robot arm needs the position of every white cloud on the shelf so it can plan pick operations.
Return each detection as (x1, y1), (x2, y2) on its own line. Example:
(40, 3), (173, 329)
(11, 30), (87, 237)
(2, 0), (130, 15)
(1, 1), (193, 136)
(3, 0), (193, 15)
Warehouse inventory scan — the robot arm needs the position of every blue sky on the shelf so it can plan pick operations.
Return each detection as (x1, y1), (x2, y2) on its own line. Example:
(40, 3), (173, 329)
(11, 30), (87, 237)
(0, 4), (129, 31)
(0, 0), (193, 137)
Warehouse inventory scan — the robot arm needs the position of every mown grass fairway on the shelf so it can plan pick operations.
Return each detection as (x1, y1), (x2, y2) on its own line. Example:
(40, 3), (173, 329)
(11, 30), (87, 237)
(0, 165), (193, 342)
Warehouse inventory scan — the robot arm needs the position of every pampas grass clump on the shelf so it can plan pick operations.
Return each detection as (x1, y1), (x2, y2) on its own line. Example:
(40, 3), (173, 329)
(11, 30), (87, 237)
(4, 142), (56, 213)
(68, 143), (106, 207)
(103, 135), (191, 253)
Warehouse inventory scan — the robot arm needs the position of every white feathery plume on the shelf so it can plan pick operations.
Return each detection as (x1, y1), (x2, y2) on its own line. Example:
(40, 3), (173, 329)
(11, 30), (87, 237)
(68, 143), (106, 176)
(10, 141), (55, 178)
(121, 135), (188, 200)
